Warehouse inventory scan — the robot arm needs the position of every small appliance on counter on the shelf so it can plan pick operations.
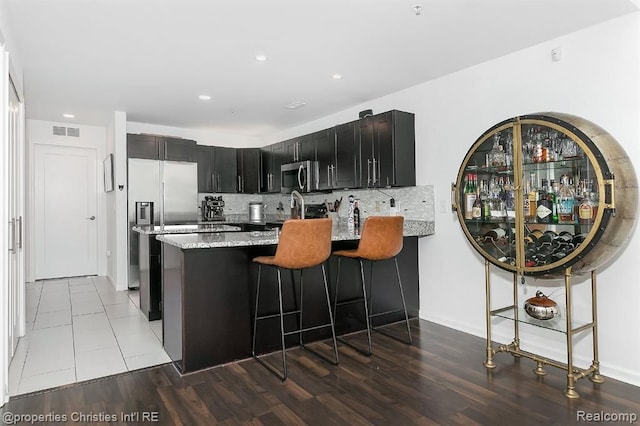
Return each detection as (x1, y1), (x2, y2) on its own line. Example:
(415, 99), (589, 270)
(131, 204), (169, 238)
(305, 203), (328, 219)
(201, 196), (225, 221)
(249, 201), (264, 223)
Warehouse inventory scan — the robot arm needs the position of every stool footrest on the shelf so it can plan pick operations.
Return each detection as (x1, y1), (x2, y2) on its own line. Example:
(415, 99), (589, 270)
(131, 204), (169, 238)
(256, 309), (302, 321)
(283, 323), (333, 336)
(335, 296), (365, 307)
(368, 308), (405, 319)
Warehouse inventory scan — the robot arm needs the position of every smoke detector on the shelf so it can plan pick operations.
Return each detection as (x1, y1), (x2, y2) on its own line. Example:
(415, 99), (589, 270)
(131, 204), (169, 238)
(412, 4), (423, 15)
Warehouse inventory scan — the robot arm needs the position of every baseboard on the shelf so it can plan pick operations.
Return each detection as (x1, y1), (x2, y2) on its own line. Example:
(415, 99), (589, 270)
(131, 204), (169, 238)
(418, 311), (640, 388)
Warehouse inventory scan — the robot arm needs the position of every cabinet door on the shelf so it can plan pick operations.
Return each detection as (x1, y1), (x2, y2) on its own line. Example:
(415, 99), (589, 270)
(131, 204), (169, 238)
(213, 147), (237, 193)
(163, 138), (197, 162)
(196, 145), (215, 193)
(314, 129), (335, 190)
(335, 122), (358, 189)
(298, 134), (315, 161)
(358, 116), (375, 187)
(238, 148), (262, 193)
(263, 143), (284, 193)
(375, 110), (415, 188)
(127, 134), (161, 159)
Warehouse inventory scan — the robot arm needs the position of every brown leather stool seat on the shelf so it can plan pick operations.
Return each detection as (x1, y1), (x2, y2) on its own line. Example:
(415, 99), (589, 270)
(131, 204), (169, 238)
(252, 218), (339, 381)
(333, 216), (412, 355)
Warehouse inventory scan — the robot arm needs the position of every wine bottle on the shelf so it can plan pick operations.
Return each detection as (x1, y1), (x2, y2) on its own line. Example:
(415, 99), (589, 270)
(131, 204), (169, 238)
(536, 179), (552, 224)
(464, 173), (476, 220)
(353, 201), (360, 230)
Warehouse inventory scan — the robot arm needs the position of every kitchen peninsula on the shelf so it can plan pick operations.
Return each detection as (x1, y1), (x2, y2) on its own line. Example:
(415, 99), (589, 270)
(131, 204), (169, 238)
(158, 220), (434, 373)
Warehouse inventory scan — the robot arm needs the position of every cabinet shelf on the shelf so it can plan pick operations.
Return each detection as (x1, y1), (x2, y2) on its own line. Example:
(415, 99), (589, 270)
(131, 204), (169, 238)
(491, 305), (591, 334)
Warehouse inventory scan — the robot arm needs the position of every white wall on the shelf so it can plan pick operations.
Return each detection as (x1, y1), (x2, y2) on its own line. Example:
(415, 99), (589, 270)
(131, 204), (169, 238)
(262, 13), (640, 386)
(25, 120), (108, 281)
(127, 121), (262, 148)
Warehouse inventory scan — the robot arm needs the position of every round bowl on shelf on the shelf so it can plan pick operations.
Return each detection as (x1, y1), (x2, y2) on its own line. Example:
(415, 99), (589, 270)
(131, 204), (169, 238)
(524, 291), (558, 320)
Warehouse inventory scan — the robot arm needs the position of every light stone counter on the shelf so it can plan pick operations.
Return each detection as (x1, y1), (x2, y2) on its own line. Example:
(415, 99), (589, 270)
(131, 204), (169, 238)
(156, 220), (434, 250)
(132, 223), (241, 235)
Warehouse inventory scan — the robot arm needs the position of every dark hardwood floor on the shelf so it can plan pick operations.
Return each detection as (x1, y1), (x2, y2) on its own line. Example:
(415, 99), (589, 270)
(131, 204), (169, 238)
(3, 320), (639, 425)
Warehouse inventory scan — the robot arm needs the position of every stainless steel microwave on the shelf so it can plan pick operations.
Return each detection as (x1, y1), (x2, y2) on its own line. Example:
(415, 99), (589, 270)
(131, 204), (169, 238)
(281, 160), (319, 193)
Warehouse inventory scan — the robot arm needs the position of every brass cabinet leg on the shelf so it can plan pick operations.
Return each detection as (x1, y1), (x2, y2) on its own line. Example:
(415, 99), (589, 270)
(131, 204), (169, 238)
(533, 360), (547, 376)
(511, 273), (521, 357)
(589, 270), (605, 384)
(563, 268), (579, 399)
(483, 260), (496, 369)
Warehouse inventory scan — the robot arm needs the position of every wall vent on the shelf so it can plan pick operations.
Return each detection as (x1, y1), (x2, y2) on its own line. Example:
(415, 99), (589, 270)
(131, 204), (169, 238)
(52, 126), (80, 137)
(53, 126), (66, 136)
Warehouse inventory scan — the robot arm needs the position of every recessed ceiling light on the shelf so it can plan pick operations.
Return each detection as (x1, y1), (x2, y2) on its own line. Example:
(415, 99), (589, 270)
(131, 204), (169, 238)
(198, 95), (212, 101)
(285, 101), (306, 110)
(332, 74), (343, 80)
(63, 113), (75, 118)
(255, 55), (268, 62)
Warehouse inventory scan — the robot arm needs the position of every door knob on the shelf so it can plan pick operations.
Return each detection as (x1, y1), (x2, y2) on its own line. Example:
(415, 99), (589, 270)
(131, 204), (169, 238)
(87, 216), (96, 220)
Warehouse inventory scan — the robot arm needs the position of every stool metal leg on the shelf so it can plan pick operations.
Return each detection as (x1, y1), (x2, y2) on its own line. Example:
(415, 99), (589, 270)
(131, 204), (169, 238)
(332, 257), (342, 319)
(359, 259), (373, 355)
(251, 265), (262, 357)
(299, 270), (304, 347)
(370, 257), (413, 345)
(252, 266), (288, 381)
(321, 263), (339, 365)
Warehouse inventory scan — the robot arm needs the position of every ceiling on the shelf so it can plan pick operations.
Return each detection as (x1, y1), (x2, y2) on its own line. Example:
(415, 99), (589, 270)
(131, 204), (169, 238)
(4, 0), (638, 137)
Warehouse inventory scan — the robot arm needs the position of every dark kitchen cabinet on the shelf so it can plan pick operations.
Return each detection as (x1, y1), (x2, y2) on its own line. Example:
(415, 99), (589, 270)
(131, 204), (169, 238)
(127, 134), (197, 162)
(262, 143), (284, 193)
(237, 148), (262, 193)
(196, 145), (215, 193)
(358, 110), (415, 188)
(285, 134), (315, 162)
(334, 121), (359, 189)
(213, 147), (237, 193)
(127, 134), (162, 160)
(313, 129), (334, 190)
(163, 137), (197, 162)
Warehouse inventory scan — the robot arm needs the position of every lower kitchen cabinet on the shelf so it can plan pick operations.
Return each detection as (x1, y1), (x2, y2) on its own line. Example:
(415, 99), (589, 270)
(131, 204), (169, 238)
(160, 237), (419, 373)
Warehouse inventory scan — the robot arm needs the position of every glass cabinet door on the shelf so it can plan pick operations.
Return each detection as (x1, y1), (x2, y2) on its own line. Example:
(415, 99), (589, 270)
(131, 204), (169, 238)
(455, 115), (613, 276)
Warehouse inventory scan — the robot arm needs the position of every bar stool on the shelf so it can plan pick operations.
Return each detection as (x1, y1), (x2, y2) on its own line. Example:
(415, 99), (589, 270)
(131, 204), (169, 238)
(251, 218), (339, 381)
(332, 216), (412, 356)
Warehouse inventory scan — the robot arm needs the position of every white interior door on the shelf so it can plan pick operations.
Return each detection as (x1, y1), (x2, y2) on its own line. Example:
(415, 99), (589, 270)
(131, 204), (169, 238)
(34, 144), (97, 279)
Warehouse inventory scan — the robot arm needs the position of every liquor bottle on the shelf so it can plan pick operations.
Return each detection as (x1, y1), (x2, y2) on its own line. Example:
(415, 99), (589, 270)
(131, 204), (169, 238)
(556, 174), (576, 223)
(488, 133), (506, 168)
(578, 192), (597, 224)
(527, 172), (538, 221)
(472, 187), (483, 220)
(464, 173), (476, 220)
(536, 179), (552, 224)
(353, 201), (360, 230)
(549, 180), (559, 224)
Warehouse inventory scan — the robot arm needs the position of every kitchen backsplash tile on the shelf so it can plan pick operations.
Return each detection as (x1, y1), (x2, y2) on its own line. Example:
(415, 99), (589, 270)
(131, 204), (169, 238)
(200, 185), (434, 222)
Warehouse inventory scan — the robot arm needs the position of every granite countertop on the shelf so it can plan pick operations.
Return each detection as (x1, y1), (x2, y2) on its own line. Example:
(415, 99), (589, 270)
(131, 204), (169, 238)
(156, 220), (435, 250)
(132, 223), (242, 234)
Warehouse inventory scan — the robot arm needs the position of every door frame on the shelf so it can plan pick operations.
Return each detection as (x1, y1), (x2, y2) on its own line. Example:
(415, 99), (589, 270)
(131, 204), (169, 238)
(30, 143), (99, 280)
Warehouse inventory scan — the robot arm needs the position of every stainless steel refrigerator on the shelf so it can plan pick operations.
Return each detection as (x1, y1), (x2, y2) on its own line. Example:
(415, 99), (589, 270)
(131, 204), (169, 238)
(128, 159), (198, 288)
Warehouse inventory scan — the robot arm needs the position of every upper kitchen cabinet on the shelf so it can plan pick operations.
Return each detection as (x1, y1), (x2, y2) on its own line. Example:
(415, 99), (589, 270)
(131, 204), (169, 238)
(127, 134), (162, 159)
(358, 110), (415, 188)
(313, 129), (335, 190)
(237, 148), (262, 194)
(196, 145), (215, 193)
(262, 143), (285, 193)
(334, 121), (359, 189)
(163, 137), (197, 162)
(213, 147), (237, 193)
(285, 134), (315, 163)
(127, 134), (197, 162)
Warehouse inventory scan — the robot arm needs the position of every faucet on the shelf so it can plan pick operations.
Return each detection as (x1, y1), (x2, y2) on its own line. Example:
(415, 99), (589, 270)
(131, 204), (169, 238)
(290, 190), (305, 219)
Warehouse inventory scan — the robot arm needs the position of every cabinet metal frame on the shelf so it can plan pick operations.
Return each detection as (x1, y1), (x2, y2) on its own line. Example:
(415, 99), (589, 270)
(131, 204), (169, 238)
(483, 261), (604, 399)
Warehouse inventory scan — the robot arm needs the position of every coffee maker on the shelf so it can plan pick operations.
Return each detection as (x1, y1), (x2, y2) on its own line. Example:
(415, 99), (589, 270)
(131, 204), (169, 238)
(201, 196), (225, 221)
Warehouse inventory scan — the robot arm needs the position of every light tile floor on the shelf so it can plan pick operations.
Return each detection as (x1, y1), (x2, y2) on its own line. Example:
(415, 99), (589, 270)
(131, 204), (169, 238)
(8, 276), (169, 396)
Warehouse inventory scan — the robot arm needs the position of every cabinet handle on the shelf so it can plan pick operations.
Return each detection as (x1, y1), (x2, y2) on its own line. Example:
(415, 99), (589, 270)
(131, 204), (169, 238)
(331, 165), (336, 188)
(367, 159), (372, 186)
(603, 178), (616, 214)
(237, 176), (241, 192)
(327, 165), (331, 187)
(451, 182), (458, 212)
(16, 217), (22, 249)
(372, 158), (377, 186)
(211, 173), (215, 192)
(8, 218), (15, 253)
